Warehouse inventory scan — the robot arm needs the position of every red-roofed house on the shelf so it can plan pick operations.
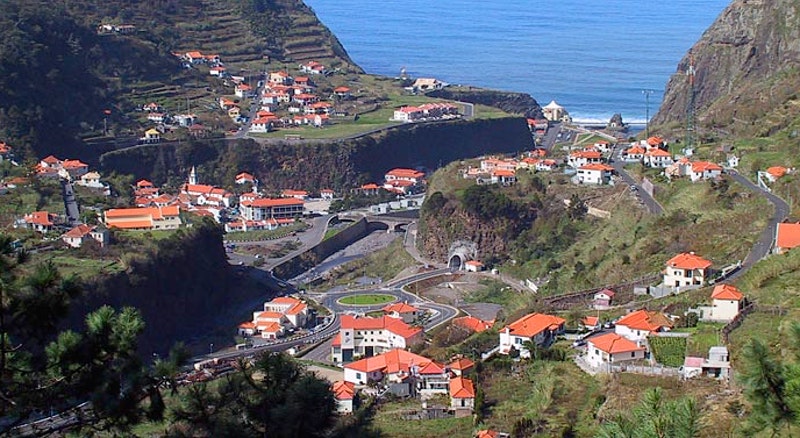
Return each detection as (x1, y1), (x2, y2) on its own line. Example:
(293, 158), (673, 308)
(664, 252), (712, 289)
(240, 197), (304, 220)
(464, 260), (485, 272)
(383, 302), (423, 323)
(104, 206), (182, 230)
(490, 169), (517, 185)
(0, 141), (12, 161)
(453, 316), (493, 333)
(567, 150), (603, 168)
(765, 166), (788, 183)
(62, 224), (109, 248)
(281, 189), (309, 200)
(448, 357), (475, 376)
(449, 376), (475, 414)
(320, 189), (335, 200)
(586, 332), (646, 368)
(235, 172), (256, 185)
(643, 148), (673, 168)
(332, 381), (357, 414)
(334, 86), (352, 98)
(576, 163), (614, 185)
(385, 168), (425, 184)
(700, 284), (745, 322)
(393, 106), (424, 122)
(342, 348), (435, 385)
(614, 309), (673, 343)
(624, 145), (646, 162)
(332, 315), (423, 363)
(22, 211), (59, 233)
(689, 161), (723, 182)
(499, 313), (565, 357)
(238, 296), (308, 338)
(581, 316), (600, 331)
(593, 289), (615, 309)
(300, 61), (326, 75)
(775, 222), (800, 254)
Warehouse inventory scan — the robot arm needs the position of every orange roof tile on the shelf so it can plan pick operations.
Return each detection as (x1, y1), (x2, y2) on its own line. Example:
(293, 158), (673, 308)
(492, 169), (516, 177)
(579, 163), (614, 171)
(767, 166), (788, 178)
(615, 309), (673, 332)
(448, 357), (475, 371)
(340, 315), (422, 340)
(777, 222), (800, 250)
(691, 161), (722, 173)
(25, 211), (56, 226)
(255, 311), (285, 320)
(711, 284), (744, 301)
(453, 316), (493, 333)
(570, 150), (602, 159)
(666, 252), (712, 270)
(242, 197), (304, 208)
(476, 431), (501, 438)
(646, 136), (664, 146)
(106, 220), (153, 229)
(344, 349), (434, 374)
(588, 332), (645, 354)
(417, 361), (445, 375)
(63, 224), (95, 238)
(582, 316), (600, 327)
(258, 322), (282, 333)
(332, 333), (341, 347)
(449, 376), (475, 398)
(383, 302), (419, 314)
(332, 381), (356, 400)
(645, 148), (672, 157)
(386, 168), (425, 179)
(504, 313), (565, 338)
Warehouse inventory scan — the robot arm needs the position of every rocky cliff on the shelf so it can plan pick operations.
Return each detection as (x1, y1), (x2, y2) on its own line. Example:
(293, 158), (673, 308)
(99, 117), (534, 191)
(427, 87), (544, 118)
(653, 0), (800, 136)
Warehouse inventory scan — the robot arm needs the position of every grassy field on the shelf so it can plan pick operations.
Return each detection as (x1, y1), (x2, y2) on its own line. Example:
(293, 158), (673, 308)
(309, 238), (417, 289)
(337, 294), (396, 306)
(371, 399), (474, 438)
(224, 222), (308, 242)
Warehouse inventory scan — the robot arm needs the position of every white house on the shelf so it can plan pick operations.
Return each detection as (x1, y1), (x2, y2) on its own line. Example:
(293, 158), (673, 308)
(464, 260), (485, 272)
(689, 161), (723, 182)
(624, 145), (646, 162)
(332, 381), (356, 414)
(576, 163), (614, 185)
(61, 224), (109, 248)
(700, 284), (745, 322)
(499, 313), (565, 357)
(614, 309), (673, 343)
(382, 302), (424, 324)
(449, 376), (475, 413)
(585, 332), (646, 369)
(593, 289), (615, 309)
(663, 252), (712, 290)
(76, 171), (105, 189)
(775, 222), (800, 254)
(643, 148), (673, 168)
(567, 150), (603, 169)
(332, 315), (423, 363)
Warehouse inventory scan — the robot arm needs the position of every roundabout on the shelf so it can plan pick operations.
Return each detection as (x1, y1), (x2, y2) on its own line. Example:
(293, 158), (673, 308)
(337, 293), (397, 306)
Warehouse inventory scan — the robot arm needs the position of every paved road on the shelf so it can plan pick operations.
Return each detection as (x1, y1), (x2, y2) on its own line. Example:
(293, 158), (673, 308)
(540, 122), (562, 151)
(610, 144), (664, 215)
(61, 179), (80, 226)
(727, 169), (790, 271)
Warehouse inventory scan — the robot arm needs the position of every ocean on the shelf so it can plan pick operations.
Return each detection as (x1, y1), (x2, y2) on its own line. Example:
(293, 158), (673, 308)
(304, 0), (730, 124)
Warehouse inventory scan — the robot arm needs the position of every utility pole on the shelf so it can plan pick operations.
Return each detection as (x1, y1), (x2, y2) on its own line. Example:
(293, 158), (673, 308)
(642, 89), (654, 138)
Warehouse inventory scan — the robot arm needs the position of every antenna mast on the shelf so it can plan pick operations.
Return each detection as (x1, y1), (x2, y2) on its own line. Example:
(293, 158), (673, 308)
(685, 50), (696, 150)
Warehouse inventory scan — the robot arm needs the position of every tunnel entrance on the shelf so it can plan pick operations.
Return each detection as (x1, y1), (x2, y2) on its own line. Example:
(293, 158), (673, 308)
(449, 254), (464, 270)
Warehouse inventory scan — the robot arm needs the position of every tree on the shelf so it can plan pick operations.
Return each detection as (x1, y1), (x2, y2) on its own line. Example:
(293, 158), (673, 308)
(0, 234), (181, 434)
(167, 352), (339, 438)
(598, 387), (703, 438)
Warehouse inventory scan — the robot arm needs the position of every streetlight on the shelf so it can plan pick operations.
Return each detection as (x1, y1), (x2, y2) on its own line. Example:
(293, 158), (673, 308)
(642, 89), (654, 138)
(209, 343), (214, 355)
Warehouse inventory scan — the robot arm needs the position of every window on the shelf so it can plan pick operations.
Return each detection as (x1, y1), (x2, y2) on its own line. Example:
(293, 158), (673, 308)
(631, 352), (636, 358)
(515, 338), (522, 345)
(356, 372), (362, 380)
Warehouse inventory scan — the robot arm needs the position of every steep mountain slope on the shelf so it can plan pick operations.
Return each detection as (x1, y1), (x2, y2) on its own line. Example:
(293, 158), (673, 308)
(653, 0), (800, 137)
(0, 0), (358, 159)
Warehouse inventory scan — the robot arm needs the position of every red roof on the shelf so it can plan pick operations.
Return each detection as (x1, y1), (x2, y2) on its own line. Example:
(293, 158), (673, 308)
(345, 348), (435, 374)
(596, 288), (615, 297)
(386, 168), (425, 179)
(448, 357), (475, 371)
(453, 316), (493, 333)
(449, 376), (475, 398)
(63, 224), (95, 238)
(105, 206), (179, 219)
(236, 172), (255, 181)
(588, 332), (645, 354)
(767, 166), (788, 178)
(645, 148), (672, 157)
(25, 211), (55, 226)
(340, 315), (421, 340)
(360, 183), (381, 190)
(504, 313), (565, 338)
(579, 163), (614, 172)
(136, 179), (154, 188)
(777, 222), (800, 250)
(646, 136), (664, 146)
(334, 86), (351, 93)
(615, 309), (673, 332)
(383, 302), (419, 314)
(691, 161), (722, 173)
(492, 169), (516, 177)
(666, 252), (712, 270)
(711, 284), (744, 301)
(582, 316), (600, 327)
(241, 198), (304, 208)
(332, 381), (356, 400)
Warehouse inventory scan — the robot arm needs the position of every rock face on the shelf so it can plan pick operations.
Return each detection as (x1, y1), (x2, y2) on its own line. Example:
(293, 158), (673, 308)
(653, 0), (800, 134)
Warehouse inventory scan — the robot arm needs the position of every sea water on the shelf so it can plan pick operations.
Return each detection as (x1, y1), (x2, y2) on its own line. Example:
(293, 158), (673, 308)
(304, 0), (730, 123)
